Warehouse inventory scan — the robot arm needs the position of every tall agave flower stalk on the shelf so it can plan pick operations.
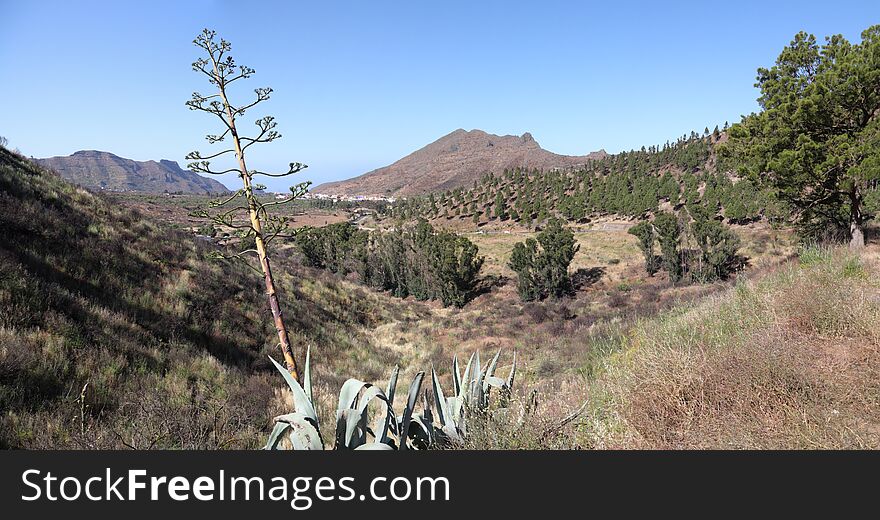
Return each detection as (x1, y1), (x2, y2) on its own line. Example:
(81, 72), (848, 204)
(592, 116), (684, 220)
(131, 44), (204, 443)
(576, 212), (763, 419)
(186, 29), (310, 379)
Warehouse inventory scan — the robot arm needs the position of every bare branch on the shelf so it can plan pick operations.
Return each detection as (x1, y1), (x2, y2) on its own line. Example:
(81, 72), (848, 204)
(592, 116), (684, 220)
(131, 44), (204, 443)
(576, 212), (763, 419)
(187, 160), (240, 175)
(250, 162), (309, 178)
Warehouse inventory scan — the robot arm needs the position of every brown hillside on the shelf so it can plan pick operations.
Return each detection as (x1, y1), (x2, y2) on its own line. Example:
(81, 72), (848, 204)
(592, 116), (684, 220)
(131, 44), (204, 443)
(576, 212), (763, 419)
(313, 129), (606, 197)
(37, 150), (229, 194)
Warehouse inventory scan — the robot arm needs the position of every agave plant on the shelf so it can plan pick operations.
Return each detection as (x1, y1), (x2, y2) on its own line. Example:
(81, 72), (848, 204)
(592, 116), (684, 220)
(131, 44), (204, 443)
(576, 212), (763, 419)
(391, 349), (517, 448)
(264, 348), (426, 450)
(264, 348), (517, 450)
(427, 349), (516, 444)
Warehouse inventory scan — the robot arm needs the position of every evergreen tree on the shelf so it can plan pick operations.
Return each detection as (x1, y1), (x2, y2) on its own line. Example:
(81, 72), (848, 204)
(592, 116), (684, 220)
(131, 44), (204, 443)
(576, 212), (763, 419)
(653, 212), (683, 283)
(628, 221), (659, 275)
(508, 219), (579, 300)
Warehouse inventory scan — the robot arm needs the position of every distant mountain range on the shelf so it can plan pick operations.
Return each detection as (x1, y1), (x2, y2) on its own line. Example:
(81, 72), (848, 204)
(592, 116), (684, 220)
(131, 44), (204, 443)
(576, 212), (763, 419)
(312, 129), (606, 197)
(37, 150), (229, 194)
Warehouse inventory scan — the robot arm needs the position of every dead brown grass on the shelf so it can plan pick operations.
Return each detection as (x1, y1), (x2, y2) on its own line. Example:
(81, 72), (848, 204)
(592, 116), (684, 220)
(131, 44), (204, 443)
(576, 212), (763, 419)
(590, 246), (880, 449)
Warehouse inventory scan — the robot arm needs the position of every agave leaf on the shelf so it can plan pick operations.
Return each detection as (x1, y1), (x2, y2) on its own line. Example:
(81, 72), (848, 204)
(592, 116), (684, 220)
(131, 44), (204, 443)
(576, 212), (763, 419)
(336, 408), (364, 449)
(356, 385), (389, 417)
(285, 413), (324, 450)
(485, 376), (507, 388)
(431, 366), (451, 426)
(459, 351), (476, 399)
(355, 385), (393, 443)
(482, 349), (502, 401)
(268, 355), (318, 424)
(486, 349), (502, 379)
(408, 414), (434, 450)
(386, 365), (400, 406)
(303, 346), (313, 403)
(441, 424), (463, 444)
(336, 378), (370, 418)
(354, 442), (394, 450)
(452, 355), (461, 396)
(421, 392), (434, 425)
(399, 371), (424, 451)
(474, 350), (481, 386)
(446, 395), (463, 425)
(263, 422), (290, 450)
(507, 351), (517, 389)
(472, 357), (486, 409)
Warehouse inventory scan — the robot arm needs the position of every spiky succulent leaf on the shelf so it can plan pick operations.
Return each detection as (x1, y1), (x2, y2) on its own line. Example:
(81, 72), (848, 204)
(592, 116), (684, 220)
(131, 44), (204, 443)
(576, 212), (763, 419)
(336, 408), (364, 449)
(459, 352), (476, 399)
(263, 422), (290, 450)
(386, 365), (400, 406)
(408, 414), (434, 450)
(303, 346), (313, 402)
(268, 355), (318, 424)
(452, 355), (461, 396)
(485, 376), (507, 389)
(336, 378), (370, 416)
(507, 351), (517, 388)
(278, 412), (324, 450)
(486, 349), (501, 380)
(398, 371), (424, 450)
(354, 385), (393, 443)
(431, 366), (451, 427)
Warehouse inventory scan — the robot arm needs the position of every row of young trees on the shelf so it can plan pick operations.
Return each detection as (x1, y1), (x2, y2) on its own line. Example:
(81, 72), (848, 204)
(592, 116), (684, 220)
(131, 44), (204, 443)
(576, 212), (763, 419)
(391, 134), (770, 229)
(295, 220), (484, 307)
(629, 205), (741, 283)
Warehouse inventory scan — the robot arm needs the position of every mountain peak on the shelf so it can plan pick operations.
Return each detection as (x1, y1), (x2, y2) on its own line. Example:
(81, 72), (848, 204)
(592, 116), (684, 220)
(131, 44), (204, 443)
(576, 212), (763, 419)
(36, 152), (229, 194)
(313, 130), (605, 197)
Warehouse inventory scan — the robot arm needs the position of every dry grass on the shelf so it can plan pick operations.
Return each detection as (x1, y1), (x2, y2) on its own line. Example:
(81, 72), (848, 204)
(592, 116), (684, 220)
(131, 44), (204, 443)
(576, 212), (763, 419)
(587, 246), (880, 449)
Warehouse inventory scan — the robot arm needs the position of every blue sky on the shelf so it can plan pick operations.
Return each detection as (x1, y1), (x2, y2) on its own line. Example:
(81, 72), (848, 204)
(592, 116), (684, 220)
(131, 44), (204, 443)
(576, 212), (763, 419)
(0, 1), (876, 190)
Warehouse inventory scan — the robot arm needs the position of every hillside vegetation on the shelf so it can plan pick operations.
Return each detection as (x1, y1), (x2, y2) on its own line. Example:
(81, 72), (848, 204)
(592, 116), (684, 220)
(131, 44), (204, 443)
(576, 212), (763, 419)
(591, 246), (880, 448)
(3, 144), (878, 449)
(392, 131), (777, 229)
(0, 147), (419, 448)
(468, 245), (880, 449)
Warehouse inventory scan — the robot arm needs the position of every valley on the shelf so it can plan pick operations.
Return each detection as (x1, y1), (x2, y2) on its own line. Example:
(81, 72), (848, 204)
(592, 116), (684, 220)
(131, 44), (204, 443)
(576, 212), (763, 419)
(2, 17), (879, 453)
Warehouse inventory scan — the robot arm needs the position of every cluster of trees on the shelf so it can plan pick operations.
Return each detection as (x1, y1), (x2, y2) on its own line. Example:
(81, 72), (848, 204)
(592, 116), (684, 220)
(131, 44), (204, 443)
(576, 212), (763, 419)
(295, 220), (484, 307)
(508, 219), (579, 301)
(629, 206), (741, 283)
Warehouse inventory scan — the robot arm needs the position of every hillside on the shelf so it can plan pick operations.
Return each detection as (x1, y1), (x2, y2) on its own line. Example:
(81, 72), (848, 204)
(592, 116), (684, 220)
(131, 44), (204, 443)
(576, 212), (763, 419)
(0, 146), (419, 448)
(4, 143), (879, 450)
(37, 150), (229, 194)
(388, 130), (777, 229)
(312, 129), (606, 197)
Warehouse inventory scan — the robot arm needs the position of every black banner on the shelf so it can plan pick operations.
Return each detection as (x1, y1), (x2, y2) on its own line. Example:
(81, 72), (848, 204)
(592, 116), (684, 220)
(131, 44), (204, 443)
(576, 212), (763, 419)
(0, 451), (875, 516)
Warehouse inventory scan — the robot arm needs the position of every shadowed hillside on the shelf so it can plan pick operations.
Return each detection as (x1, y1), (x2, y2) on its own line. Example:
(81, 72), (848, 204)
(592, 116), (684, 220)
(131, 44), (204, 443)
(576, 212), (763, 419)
(0, 147), (417, 448)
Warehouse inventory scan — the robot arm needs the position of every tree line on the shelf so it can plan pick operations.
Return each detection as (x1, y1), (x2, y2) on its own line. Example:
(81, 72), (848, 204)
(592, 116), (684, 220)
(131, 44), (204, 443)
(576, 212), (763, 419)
(295, 220), (484, 307)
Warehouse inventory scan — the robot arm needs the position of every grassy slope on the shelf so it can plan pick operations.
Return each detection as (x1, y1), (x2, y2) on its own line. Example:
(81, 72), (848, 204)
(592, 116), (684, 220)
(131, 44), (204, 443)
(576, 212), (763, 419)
(585, 246), (880, 448)
(0, 148), (417, 448)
